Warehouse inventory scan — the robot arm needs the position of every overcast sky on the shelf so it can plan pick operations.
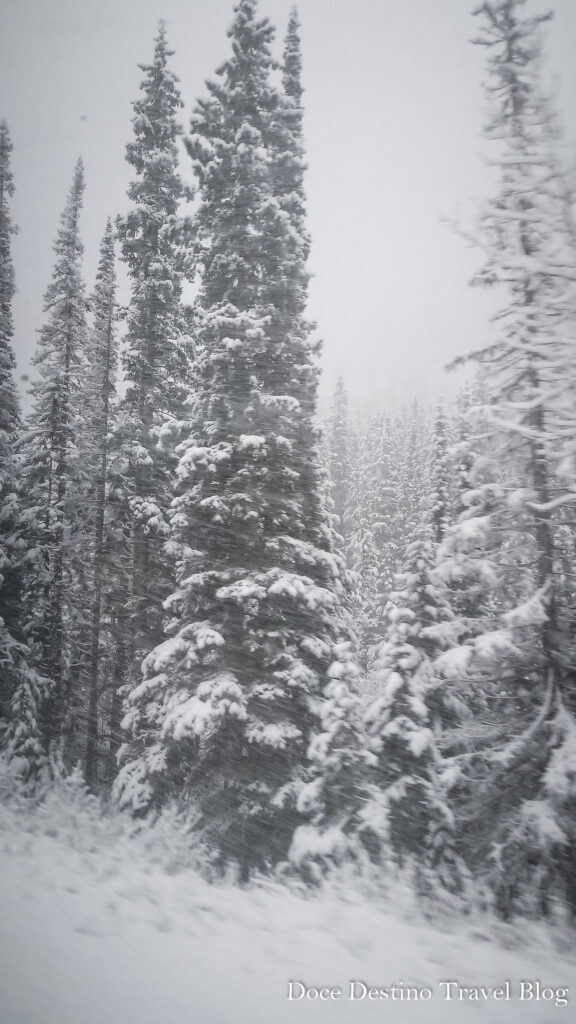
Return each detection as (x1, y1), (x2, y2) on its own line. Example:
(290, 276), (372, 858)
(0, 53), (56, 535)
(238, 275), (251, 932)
(1, 0), (575, 409)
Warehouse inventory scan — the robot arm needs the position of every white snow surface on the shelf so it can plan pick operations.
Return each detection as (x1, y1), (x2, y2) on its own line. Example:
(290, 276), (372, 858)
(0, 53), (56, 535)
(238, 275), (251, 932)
(0, 789), (574, 1024)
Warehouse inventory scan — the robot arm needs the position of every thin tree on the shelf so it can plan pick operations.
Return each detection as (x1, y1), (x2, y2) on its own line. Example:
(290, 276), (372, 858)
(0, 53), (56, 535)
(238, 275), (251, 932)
(0, 120), (22, 723)
(0, 122), (48, 779)
(364, 519), (466, 899)
(20, 160), (88, 757)
(82, 221), (118, 786)
(327, 377), (352, 541)
(117, 24), (193, 677)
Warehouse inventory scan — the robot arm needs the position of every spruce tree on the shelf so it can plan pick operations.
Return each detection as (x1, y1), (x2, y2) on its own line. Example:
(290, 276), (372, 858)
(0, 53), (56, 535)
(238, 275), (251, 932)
(19, 159), (89, 756)
(327, 377), (352, 541)
(116, 24), (193, 674)
(274, 6), (310, 288)
(391, 401), (430, 553)
(347, 405), (432, 676)
(116, 0), (358, 879)
(0, 122), (20, 479)
(0, 121), (48, 778)
(442, 0), (576, 917)
(81, 221), (118, 786)
(288, 640), (372, 877)
(346, 413), (390, 671)
(0, 120), (22, 724)
(430, 399), (452, 547)
(277, 6), (307, 232)
(364, 519), (465, 897)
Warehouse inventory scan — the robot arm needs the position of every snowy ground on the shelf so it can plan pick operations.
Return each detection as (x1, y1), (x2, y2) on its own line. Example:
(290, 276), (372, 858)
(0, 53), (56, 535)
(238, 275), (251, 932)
(0, 784), (574, 1024)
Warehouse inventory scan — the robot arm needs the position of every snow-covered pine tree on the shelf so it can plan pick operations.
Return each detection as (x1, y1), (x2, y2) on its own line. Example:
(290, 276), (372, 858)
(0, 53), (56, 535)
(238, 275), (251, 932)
(19, 159), (89, 757)
(81, 220), (118, 787)
(0, 119), (22, 725)
(275, 16), (370, 869)
(391, 401), (431, 553)
(327, 377), (352, 542)
(430, 399), (452, 547)
(289, 639), (373, 879)
(268, 5), (332, 551)
(448, 380), (485, 521)
(0, 121), (48, 777)
(363, 517), (465, 898)
(0, 121), (19, 486)
(276, 5), (307, 240)
(273, 5), (310, 306)
(116, 0), (359, 880)
(116, 24), (193, 675)
(347, 404), (432, 678)
(440, 0), (576, 917)
(346, 412), (390, 671)
(433, 381), (494, 668)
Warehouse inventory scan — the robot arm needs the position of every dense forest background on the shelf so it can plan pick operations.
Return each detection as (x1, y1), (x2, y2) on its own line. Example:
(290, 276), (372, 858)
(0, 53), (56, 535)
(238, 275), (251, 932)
(1, 0), (576, 926)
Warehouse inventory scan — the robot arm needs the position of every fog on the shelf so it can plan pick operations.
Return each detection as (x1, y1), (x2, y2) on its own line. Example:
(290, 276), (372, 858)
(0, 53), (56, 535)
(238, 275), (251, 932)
(1, 0), (575, 407)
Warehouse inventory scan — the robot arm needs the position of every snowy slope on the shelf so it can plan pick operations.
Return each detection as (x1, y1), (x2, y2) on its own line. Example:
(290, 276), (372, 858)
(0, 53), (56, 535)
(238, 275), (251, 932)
(0, 795), (574, 1024)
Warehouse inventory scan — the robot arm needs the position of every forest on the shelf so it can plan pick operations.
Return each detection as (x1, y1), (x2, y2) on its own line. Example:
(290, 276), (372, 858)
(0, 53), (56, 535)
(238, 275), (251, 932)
(1, 0), (576, 945)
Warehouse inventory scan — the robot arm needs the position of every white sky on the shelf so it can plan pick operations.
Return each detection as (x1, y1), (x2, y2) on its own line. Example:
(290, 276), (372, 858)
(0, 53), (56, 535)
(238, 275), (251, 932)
(1, 0), (575, 409)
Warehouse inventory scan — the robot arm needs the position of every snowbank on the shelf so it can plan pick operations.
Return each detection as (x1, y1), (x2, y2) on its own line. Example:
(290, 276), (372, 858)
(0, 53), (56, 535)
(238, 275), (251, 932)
(0, 783), (573, 1024)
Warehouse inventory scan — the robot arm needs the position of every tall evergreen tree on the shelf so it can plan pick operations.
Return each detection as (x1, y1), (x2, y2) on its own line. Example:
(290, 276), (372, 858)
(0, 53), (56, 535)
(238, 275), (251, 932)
(434, 381), (494, 678)
(391, 401), (430, 550)
(82, 220), (118, 786)
(116, 24), (193, 675)
(116, 0), (358, 879)
(269, 5), (327, 538)
(20, 160), (88, 756)
(442, 0), (576, 917)
(278, 6), (305, 206)
(0, 120), (22, 725)
(364, 519), (465, 898)
(346, 413), (390, 670)
(327, 377), (352, 541)
(0, 121), (48, 779)
(0, 121), (20, 475)
(275, 6), (310, 282)
(430, 399), (452, 547)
